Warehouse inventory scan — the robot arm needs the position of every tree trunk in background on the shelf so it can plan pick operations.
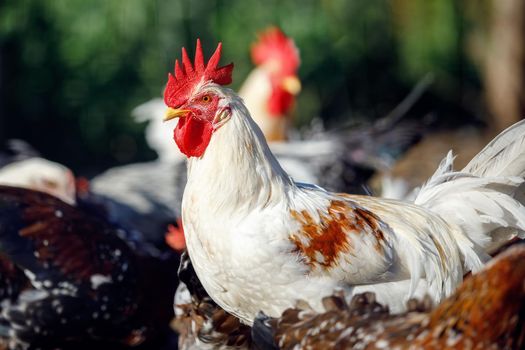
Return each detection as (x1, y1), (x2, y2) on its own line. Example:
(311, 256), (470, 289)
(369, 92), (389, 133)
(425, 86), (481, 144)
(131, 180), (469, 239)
(484, 0), (525, 133)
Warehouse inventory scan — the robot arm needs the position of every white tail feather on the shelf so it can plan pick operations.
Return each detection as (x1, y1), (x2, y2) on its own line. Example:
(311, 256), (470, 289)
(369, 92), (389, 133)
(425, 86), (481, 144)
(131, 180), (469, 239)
(415, 121), (525, 268)
(463, 120), (525, 177)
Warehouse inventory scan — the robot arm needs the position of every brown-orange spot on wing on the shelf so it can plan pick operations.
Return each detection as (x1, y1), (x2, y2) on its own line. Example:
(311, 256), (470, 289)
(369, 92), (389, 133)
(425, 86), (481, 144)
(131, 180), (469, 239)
(289, 200), (386, 270)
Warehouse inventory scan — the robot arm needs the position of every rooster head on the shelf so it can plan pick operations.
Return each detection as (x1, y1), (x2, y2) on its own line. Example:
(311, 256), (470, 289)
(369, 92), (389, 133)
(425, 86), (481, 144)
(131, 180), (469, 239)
(251, 27), (301, 117)
(164, 40), (234, 158)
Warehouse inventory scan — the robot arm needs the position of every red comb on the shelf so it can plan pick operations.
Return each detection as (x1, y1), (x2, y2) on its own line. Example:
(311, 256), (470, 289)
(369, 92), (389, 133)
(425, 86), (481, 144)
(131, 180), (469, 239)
(251, 27), (300, 75)
(164, 39), (234, 108)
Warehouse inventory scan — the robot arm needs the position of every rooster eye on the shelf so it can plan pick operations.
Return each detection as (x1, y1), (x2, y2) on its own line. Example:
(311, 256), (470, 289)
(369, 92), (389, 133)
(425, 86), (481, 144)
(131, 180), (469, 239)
(201, 95), (211, 103)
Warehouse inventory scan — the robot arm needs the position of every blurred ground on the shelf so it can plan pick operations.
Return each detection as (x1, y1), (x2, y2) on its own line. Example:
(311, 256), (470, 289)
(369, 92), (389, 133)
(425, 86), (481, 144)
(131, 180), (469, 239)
(371, 127), (489, 191)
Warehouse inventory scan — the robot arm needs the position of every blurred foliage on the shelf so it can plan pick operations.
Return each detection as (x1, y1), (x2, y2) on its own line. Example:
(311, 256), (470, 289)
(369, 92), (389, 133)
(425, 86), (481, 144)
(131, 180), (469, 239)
(0, 0), (486, 173)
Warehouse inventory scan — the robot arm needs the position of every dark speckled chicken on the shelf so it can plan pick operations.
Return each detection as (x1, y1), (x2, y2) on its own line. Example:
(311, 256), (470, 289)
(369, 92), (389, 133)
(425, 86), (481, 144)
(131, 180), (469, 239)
(253, 244), (525, 349)
(0, 185), (178, 349)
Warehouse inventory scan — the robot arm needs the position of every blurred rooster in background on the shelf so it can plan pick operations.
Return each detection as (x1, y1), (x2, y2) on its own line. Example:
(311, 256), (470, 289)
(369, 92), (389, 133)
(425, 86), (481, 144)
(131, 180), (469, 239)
(252, 243), (525, 349)
(0, 185), (177, 349)
(236, 27), (425, 193)
(238, 27), (301, 142)
(163, 40), (525, 325)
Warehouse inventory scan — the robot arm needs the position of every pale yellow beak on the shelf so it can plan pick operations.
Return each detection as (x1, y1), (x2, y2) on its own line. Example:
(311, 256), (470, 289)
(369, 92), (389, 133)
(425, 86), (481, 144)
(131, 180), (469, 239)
(164, 108), (190, 122)
(281, 76), (302, 95)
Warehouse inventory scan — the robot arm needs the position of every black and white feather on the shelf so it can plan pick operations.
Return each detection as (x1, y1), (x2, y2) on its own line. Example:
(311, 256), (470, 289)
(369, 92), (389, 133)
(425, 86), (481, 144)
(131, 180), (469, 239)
(0, 185), (177, 349)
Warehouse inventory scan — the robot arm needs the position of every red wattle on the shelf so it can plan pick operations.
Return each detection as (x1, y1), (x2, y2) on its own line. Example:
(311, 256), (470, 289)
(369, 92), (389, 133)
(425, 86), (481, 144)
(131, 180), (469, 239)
(174, 117), (213, 157)
(268, 86), (294, 117)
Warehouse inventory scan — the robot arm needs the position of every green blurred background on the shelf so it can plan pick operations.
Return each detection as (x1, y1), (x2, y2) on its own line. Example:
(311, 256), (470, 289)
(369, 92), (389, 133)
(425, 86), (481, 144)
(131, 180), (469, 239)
(0, 0), (523, 175)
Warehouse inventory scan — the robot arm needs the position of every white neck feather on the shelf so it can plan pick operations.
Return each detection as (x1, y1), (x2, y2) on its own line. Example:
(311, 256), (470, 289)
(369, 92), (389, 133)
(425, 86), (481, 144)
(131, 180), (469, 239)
(185, 89), (293, 216)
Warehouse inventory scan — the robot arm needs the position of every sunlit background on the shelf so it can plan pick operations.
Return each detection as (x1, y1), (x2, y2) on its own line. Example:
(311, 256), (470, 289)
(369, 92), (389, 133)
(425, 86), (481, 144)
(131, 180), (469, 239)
(0, 0), (523, 175)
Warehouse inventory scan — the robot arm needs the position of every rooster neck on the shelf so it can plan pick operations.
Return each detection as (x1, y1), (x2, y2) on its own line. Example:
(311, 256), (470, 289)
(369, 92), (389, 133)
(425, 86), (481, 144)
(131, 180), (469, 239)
(185, 92), (293, 216)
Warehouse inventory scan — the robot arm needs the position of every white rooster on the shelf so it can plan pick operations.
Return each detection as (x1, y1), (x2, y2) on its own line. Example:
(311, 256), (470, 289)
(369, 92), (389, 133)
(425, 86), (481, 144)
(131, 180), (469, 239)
(238, 26), (301, 142)
(162, 40), (525, 325)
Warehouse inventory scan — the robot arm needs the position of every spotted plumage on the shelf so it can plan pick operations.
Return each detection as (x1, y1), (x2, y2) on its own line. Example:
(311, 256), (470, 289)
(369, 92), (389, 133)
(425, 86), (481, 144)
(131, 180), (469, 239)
(0, 185), (177, 349)
(253, 244), (525, 349)
(289, 200), (388, 270)
(0, 255), (28, 302)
